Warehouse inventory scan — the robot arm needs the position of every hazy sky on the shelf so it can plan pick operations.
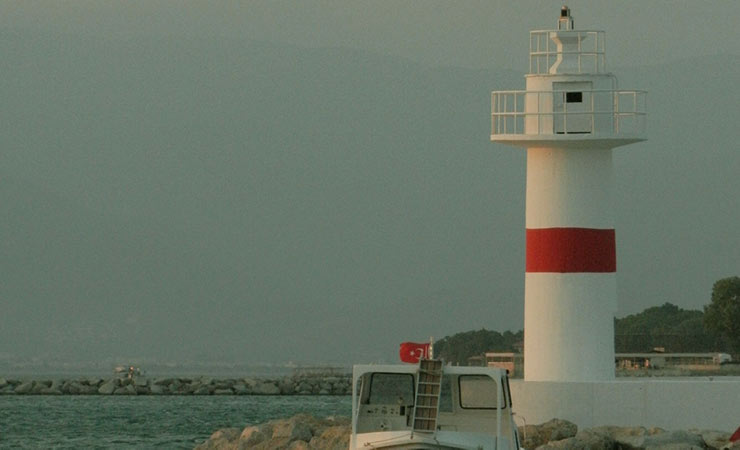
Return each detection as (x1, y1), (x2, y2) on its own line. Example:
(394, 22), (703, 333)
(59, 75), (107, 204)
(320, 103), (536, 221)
(3, 1), (740, 70)
(1, 1), (739, 367)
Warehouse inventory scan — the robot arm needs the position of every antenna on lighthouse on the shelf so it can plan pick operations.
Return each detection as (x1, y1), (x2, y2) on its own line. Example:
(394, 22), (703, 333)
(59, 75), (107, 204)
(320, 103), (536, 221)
(558, 5), (574, 30)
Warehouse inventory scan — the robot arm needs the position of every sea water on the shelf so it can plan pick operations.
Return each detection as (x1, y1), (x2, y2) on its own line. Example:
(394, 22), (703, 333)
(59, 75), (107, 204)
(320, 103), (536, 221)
(0, 395), (351, 448)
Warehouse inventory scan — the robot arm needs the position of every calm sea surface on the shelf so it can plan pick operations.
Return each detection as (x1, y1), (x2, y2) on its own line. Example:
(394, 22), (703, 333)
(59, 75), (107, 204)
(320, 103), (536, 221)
(0, 395), (351, 449)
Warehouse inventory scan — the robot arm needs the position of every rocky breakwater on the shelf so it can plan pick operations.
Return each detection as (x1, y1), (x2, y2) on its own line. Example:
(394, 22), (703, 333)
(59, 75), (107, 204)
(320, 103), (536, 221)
(0, 374), (351, 396)
(518, 418), (739, 450)
(197, 416), (740, 449)
(196, 414), (350, 450)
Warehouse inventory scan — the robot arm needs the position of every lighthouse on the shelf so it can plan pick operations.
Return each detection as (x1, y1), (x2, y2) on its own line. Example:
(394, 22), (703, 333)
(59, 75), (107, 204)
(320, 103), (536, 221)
(495, 7), (740, 430)
(491, 6), (646, 382)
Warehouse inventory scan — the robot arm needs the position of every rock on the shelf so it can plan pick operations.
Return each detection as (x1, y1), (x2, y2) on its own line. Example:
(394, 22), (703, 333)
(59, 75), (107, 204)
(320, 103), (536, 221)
(238, 426), (269, 447)
(150, 384), (166, 395)
(153, 377), (174, 386)
(0, 377), (7, 388)
(113, 384), (137, 395)
(214, 380), (234, 391)
(233, 383), (248, 395)
(134, 377), (149, 387)
(271, 415), (313, 442)
(38, 387), (63, 395)
(519, 418), (578, 449)
(195, 427), (241, 450)
(80, 384), (99, 395)
(14, 381), (34, 394)
(538, 429), (615, 450)
(253, 382), (280, 395)
(287, 440), (310, 449)
(214, 389), (234, 395)
(278, 380), (295, 395)
(98, 379), (118, 395)
(590, 425), (649, 449)
(689, 430), (731, 450)
(252, 437), (291, 449)
(194, 385), (211, 395)
(308, 425), (351, 450)
(642, 430), (707, 449)
(168, 379), (183, 392)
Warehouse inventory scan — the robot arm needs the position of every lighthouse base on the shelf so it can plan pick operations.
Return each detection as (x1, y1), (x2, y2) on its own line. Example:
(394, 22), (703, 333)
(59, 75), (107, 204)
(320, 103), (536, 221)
(509, 378), (740, 431)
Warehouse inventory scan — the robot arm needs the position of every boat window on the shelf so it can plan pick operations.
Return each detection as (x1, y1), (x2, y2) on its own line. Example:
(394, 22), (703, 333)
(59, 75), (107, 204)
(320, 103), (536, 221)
(439, 375), (453, 413)
(368, 373), (415, 405)
(459, 375), (501, 409)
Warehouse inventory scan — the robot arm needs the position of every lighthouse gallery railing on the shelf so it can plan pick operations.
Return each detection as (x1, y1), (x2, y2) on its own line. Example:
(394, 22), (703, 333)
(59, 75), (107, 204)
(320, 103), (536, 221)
(491, 89), (646, 137)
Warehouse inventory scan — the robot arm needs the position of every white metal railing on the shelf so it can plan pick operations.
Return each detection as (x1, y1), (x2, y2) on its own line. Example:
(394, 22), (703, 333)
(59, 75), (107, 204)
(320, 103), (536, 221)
(529, 30), (605, 74)
(491, 89), (646, 137)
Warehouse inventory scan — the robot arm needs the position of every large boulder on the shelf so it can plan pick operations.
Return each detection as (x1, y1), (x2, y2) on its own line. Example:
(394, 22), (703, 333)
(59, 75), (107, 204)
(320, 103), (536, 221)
(271, 415), (313, 442)
(253, 382), (280, 395)
(113, 384), (137, 395)
(150, 384), (167, 395)
(98, 379), (119, 395)
(590, 425), (650, 449)
(308, 425), (350, 450)
(238, 425), (270, 448)
(195, 427), (241, 450)
(196, 414), (351, 450)
(642, 429), (707, 449)
(519, 418), (578, 449)
(14, 381), (34, 394)
(537, 429), (615, 450)
(689, 430), (732, 450)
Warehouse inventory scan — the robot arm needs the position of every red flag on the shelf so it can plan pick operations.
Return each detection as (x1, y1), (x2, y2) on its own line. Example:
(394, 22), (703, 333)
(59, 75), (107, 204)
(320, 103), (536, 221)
(399, 342), (430, 363)
(730, 425), (740, 443)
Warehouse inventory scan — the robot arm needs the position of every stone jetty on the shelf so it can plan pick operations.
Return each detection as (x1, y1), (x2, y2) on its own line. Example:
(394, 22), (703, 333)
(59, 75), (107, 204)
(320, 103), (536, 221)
(196, 415), (740, 449)
(0, 374), (351, 396)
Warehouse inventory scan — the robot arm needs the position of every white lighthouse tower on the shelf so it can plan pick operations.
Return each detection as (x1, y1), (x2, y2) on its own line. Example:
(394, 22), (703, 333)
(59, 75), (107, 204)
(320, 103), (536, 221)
(491, 6), (646, 382)
(493, 7), (740, 431)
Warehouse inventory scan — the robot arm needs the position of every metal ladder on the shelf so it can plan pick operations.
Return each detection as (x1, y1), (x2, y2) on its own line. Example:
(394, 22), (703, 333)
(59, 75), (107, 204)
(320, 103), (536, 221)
(411, 358), (443, 433)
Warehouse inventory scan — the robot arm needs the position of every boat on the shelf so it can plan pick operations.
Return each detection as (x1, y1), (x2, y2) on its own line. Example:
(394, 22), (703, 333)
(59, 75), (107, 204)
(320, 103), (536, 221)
(350, 358), (522, 449)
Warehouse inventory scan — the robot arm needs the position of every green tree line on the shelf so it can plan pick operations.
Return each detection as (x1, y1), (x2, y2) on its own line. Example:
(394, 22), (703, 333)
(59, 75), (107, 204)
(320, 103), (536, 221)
(435, 276), (740, 362)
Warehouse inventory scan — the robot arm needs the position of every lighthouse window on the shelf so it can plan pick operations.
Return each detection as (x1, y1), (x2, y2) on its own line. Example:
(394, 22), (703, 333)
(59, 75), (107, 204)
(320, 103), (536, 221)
(566, 92), (582, 103)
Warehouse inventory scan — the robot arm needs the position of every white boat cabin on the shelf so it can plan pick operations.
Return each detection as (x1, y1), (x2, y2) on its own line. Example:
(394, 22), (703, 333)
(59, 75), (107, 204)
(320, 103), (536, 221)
(351, 360), (521, 449)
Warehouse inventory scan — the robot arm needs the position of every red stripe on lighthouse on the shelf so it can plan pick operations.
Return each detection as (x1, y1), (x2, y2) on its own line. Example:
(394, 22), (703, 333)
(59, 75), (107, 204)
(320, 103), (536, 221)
(526, 228), (616, 273)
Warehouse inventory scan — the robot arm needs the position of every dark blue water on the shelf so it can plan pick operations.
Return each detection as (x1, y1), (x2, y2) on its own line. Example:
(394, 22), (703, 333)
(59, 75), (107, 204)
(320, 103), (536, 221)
(0, 395), (351, 448)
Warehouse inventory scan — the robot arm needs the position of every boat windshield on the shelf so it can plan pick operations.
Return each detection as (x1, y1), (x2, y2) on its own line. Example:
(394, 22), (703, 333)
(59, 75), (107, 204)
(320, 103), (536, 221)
(459, 375), (501, 409)
(367, 373), (414, 405)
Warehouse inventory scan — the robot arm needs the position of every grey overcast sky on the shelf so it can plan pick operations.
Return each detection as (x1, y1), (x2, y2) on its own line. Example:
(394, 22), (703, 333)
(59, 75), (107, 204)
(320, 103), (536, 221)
(1, 1), (739, 368)
(3, 1), (739, 70)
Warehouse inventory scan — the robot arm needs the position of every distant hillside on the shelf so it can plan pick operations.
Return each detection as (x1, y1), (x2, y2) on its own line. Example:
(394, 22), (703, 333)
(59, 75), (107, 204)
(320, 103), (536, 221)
(614, 303), (728, 353)
(434, 329), (523, 365)
(436, 303), (728, 364)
